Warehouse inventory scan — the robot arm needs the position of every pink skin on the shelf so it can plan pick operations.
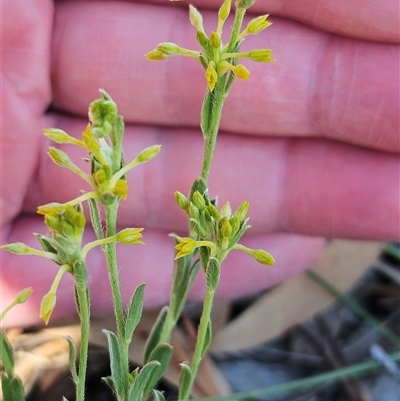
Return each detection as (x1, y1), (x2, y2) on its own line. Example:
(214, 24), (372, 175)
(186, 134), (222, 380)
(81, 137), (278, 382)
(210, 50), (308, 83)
(1, 0), (399, 327)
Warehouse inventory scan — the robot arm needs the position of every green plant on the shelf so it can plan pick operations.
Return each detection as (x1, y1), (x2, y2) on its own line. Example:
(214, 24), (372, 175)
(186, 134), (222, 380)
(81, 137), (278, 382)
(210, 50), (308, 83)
(1, 1), (275, 400)
(0, 288), (32, 401)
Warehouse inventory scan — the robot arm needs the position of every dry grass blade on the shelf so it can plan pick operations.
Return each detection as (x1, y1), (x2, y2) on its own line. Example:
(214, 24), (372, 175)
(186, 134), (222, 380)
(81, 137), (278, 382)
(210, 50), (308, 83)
(1, 325), (81, 398)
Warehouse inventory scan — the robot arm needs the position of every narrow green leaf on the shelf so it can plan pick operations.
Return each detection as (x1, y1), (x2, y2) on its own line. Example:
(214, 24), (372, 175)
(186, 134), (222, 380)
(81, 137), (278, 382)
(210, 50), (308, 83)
(1, 375), (25, 401)
(206, 258), (220, 291)
(146, 389), (166, 401)
(178, 362), (192, 397)
(102, 376), (117, 395)
(0, 331), (15, 377)
(88, 198), (103, 240)
(201, 319), (212, 358)
(172, 259), (201, 321)
(143, 343), (173, 395)
(64, 335), (78, 383)
(1, 374), (13, 401)
(35, 234), (58, 254)
(128, 361), (160, 401)
(129, 367), (139, 385)
(124, 283), (145, 343)
(189, 178), (207, 201)
(171, 252), (191, 304)
(187, 259), (202, 293)
(143, 306), (168, 364)
(199, 247), (210, 272)
(103, 329), (127, 397)
(8, 376), (25, 401)
(200, 90), (213, 137)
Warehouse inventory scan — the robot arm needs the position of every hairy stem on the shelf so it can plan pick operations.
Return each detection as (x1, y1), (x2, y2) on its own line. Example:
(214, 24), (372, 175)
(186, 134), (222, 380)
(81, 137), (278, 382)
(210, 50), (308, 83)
(74, 266), (91, 401)
(104, 203), (125, 337)
(200, 79), (227, 183)
(180, 287), (216, 401)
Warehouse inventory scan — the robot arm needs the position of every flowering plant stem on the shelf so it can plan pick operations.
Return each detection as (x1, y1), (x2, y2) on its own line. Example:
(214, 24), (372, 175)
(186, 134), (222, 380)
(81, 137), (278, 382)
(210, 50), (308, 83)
(73, 273), (91, 401)
(104, 203), (125, 337)
(90, 200), (132, 376)
(181, 287), (217, 401)
(200, 79), (227, 182)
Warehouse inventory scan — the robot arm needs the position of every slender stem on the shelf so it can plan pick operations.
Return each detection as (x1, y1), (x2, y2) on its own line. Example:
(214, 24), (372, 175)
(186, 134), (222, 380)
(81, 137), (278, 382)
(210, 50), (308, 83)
(200, 80), (227, 182)
(74, 271), (91, 401)
(180, 287), (216, 401)
(104, 201), (131, 394)
(104, 203), (125, 338)
(226, 6), (246, 53)
(160, 257), (192, 343)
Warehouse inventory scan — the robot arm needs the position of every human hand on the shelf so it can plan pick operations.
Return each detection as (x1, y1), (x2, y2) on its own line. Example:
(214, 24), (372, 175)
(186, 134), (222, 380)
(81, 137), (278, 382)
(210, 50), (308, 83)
(2, 0), (399, 327)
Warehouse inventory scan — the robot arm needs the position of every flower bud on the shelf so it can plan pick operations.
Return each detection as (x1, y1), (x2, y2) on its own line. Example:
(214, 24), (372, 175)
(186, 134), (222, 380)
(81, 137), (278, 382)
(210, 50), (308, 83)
(82, 124), (102, 160)
(218, 0), (232, 25)
(196, 30), (212, 55)
(48, 147), (80, 173)
(229, 215), (240, 233)
(244, 15), (271, 35)
(247, 49), (275, 62)
(220, 218), (233, 238)
(40, 291), (56, 325)
(1, 243), (36, 255)
(188, 202), (200, 220)
(113, 179), (128, 199)
(44, 128), (77, 144)
(207, 204), (220, 220)
(135, 145), (161, 164)
(15, 288), (33, 304)
(157, 42), (183, 56)
(145, 50), (169, 61)
(89, 91), (119, 139)
(174, 191), (189, 210)
(94, 169), (107, 184)
(216, 61), (230, 76)
(234, 201), (250, 221)
(252, 249), (275, 265)
(45, 214), (61, 232)
(116, 228), (144, 245)
(192, 191), (206, 210)
(235, 0), (255, 9)
(231, 64), (250, 80)
(189, 5), (204, 32)
(220, 202), (232, 218)
(37, 202), (66, 216)
(210, 31), (221, 49)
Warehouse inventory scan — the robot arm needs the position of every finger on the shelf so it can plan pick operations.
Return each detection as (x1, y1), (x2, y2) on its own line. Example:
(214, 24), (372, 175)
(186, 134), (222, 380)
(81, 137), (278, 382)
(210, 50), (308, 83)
(2, 0), (53, 224)
(148, 0), (399, 43)
(1, 216), (324, 327)
(24, 117), (400, 241)
(52, 1), (400, 152)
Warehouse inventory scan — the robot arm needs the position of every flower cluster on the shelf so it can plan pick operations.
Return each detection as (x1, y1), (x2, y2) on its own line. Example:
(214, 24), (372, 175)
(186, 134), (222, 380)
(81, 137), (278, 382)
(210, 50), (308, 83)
(173, 187), (275, 267)
(146, 0), (275, 91)
(2, 91), (157, 324)
(43, 90), (161, 208)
